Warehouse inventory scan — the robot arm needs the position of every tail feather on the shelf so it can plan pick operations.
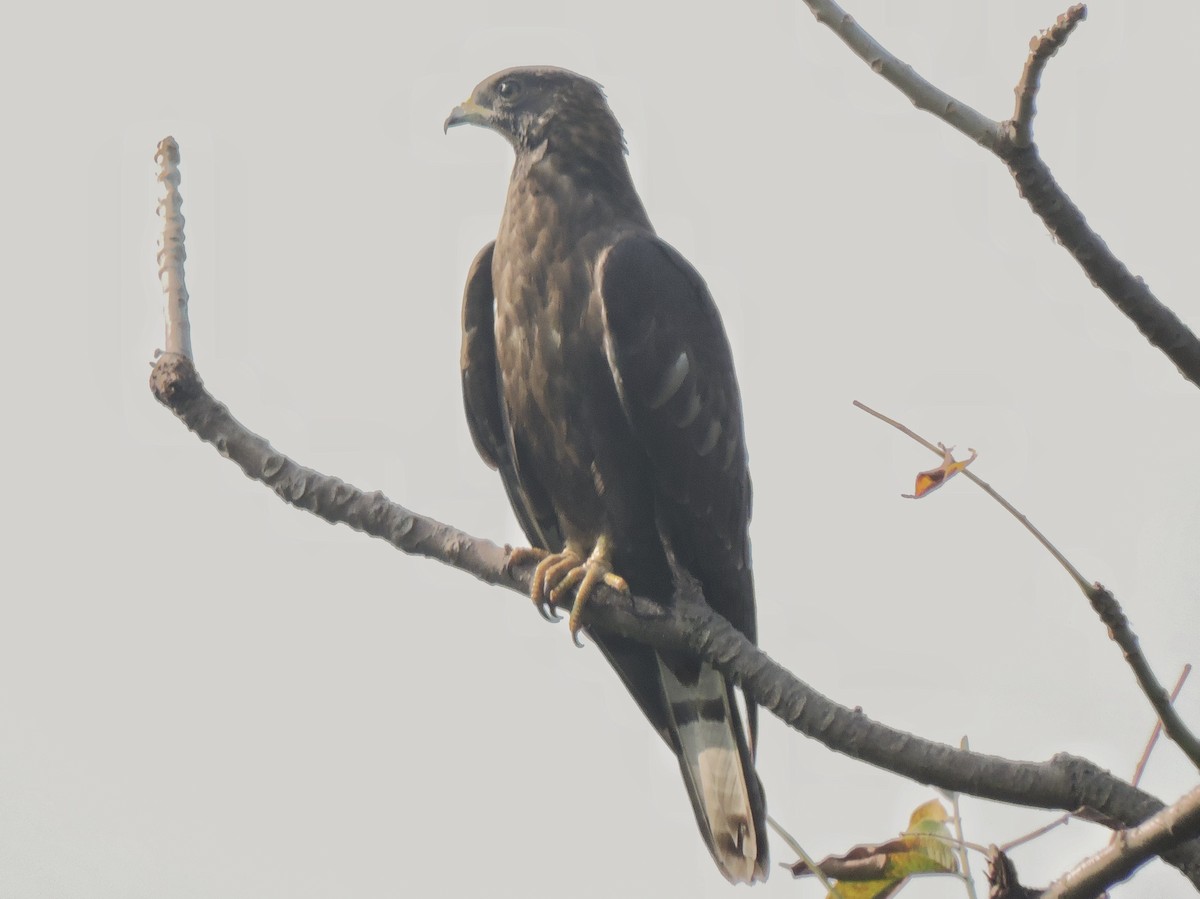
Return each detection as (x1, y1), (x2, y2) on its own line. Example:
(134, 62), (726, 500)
(658, 657), (768, 883)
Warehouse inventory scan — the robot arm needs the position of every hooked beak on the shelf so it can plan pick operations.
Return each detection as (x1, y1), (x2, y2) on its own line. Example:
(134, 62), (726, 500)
(444, 98), (494, 134)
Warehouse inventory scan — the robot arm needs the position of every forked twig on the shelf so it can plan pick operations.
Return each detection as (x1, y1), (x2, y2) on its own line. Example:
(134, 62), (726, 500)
(799, 1), (1200, 388)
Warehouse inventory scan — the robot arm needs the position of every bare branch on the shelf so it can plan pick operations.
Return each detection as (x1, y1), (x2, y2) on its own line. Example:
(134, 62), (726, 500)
(800, 2), (1200, 389)
(768, 815), (839, 894)
(1002, 147), (1200, 387)
(155, 137), (191, 360)
(1043, 785), (1200, 899)
(854, 401), (1200, 776)
(801, 0), (1001, 149)
(1086, 587), (1200, 773)
(1002, 813), (1073, 854)
(1009, 4), (1087, 148)
(148, 140), (1200, 887)
(148, 354), (515, 588)
(1132, 666), (1193, 788)
(853, 401), (1089, 591)
(999, 5), (1200, 387)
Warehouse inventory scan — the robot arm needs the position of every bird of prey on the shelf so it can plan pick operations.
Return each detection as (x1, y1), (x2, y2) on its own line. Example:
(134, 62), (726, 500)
(445, 66), (767, 883)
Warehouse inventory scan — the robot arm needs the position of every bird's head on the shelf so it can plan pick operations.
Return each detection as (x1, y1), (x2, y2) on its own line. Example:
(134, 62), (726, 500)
(444, 66), (625, 159)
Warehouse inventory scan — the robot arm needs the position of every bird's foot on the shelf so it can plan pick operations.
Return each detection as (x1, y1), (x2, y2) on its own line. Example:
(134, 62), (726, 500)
(507, 542), (630, 645)
(549, 542), (629, 647)
(507, 546), (559, 622)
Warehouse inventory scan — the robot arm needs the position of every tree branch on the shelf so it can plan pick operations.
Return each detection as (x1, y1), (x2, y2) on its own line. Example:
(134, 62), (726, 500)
(1132, 666), (1193, 789)
(1002, 146), (1200, 386)
(1043, 785), (1200, 899)
(1087, 586), (1200, 773)
(155, 138), (191, 360)
(149, 138), (1200, 888)
(799, 1), (1200, 389)
(854, 401), (1200, 776)
(1009, 4), (1087, 149)
(801, 0), (1001, 149)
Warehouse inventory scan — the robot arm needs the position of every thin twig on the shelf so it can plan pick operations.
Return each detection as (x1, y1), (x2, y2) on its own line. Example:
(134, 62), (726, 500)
(1132, 665), (1192, 788)
(1001, 813), (1072, 853)
(853, 400), (1200, 776)
(1009, 4), (1087, 148)
(852, 400), (1087, 589)
(768, 815), (840, 895)
(950, 737), (980, 899)
(1043, 785), (1200, 899)
(800, 0), (1001, 149)
(910, 828), (991, 859)
(1005, 668), (1191, 860)
(147, 138), (1200, 887)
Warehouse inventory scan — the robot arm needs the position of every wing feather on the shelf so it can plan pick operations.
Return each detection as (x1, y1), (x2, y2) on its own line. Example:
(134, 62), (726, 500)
(599, 233), (767, 880)
(598, 234), (756, 643)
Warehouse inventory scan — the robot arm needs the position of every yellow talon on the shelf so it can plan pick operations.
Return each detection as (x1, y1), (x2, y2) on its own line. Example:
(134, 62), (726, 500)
(548, 566), (585, 603)
(509, 546), (558, 620)
(569, 570), (630, 639)
(531, 550), (581, 619)
(506, 539), (629, 645)
(507, 546), (549, 569)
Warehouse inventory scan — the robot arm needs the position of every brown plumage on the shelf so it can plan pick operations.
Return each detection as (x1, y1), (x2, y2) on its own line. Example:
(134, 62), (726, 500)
(447, 66), (768, 882)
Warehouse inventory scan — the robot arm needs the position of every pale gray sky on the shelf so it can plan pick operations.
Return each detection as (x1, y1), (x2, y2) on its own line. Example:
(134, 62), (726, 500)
(3, 1), (1198, 896)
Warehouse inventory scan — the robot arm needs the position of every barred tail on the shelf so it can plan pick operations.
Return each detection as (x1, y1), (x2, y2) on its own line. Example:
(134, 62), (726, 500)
(658, 657), (768, 883)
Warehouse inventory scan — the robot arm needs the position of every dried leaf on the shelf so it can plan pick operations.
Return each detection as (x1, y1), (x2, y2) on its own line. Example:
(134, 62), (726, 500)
(788, 799), (959, 898)
(903, 443), (977, 499)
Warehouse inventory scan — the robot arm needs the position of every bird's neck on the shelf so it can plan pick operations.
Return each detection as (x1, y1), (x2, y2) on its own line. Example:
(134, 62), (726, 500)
(512, 136), (649, 228)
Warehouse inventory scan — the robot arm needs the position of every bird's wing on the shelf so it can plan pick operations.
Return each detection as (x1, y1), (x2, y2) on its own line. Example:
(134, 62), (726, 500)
(597, 233), (755, 646)
(461, 240), (679, 746)
(599, 232), (766, 882)
(460, 242), (561, 550)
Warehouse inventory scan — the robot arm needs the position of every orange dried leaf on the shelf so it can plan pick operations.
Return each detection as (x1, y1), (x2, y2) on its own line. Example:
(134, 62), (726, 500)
(903, 443), (977, 499)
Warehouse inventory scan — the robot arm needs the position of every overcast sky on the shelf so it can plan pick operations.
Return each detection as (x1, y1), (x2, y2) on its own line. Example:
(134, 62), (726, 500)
(3, 1), (1198, 896)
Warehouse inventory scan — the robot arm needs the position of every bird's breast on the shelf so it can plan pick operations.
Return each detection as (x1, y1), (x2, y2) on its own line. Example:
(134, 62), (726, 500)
(490, 173), (648, 547)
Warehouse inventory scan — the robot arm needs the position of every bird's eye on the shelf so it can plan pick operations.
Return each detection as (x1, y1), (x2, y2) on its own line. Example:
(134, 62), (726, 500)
(496, 79), (521, 100)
